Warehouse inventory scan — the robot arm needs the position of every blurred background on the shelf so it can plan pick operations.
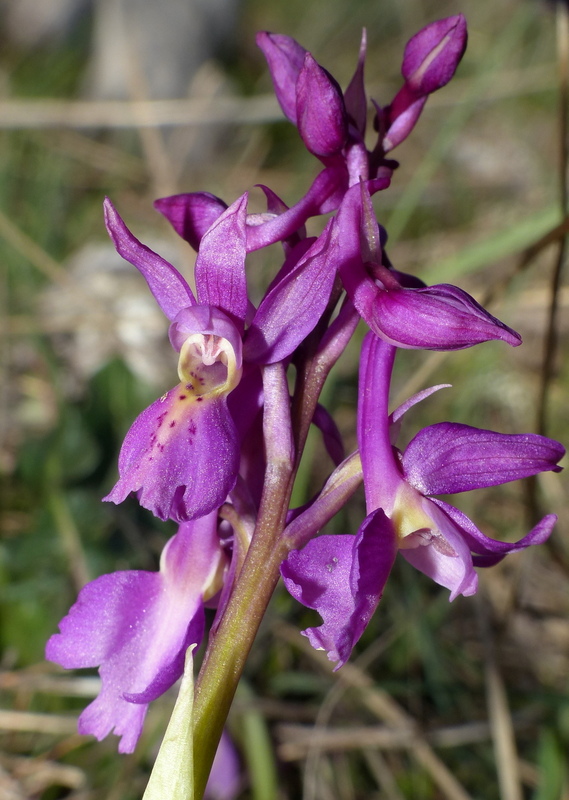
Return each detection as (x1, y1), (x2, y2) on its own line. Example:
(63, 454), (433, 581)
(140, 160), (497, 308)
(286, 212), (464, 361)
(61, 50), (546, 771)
(0, 0), (568, 797)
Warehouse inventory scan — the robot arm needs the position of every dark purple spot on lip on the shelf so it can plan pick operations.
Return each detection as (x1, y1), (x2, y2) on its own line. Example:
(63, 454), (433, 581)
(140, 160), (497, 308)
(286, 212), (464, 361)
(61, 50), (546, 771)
(196, 397), (203, 402)
(169, 421), (176, 428)
(179, 394), (187, 400)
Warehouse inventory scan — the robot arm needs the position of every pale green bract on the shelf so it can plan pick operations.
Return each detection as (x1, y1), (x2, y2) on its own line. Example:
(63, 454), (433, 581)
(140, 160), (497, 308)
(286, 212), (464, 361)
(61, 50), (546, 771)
(143, 645), (196, 800)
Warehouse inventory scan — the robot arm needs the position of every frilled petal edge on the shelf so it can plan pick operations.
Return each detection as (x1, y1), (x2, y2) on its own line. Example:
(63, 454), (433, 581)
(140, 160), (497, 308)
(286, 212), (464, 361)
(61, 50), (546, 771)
(281, 509), (396, 669)
(104, 386), (239, 522)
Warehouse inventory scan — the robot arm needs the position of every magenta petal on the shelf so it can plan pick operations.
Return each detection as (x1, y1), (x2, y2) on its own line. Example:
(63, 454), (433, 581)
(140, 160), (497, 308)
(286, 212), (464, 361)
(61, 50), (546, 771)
(344, 29), (368, 135)
(154, 193), (228, 251)
(402, 15), (467, 95)
(104, 386), (239, 522)
(256, 32), (307, 124)
(46, 514), (221, 753)
(296, 53), (348, 157)
(371, 283), (522, 350)
(403, 423), (565, 495)
(281, 509), (397, 669)
(195, 193), (249, 328)
(430, 499), (557, 563)
(244, 219), (336, 364)
(382, 92), (427, 152)
(103, 198), (195, 321)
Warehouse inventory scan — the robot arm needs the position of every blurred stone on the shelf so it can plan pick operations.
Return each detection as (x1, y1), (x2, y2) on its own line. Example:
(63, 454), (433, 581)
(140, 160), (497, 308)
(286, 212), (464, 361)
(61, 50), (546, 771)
(40, 240), (179, 392)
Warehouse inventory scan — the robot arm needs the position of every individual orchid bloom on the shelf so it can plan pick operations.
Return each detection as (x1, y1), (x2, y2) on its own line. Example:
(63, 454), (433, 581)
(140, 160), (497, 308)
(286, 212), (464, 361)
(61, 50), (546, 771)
(281, 332), (564, 668)
(332, 182), (522, 350)
(46, 512), (227, 753)
(103, 191), (340, 521)
(102, 195), (248, 522)
(257, 16), (467, 181)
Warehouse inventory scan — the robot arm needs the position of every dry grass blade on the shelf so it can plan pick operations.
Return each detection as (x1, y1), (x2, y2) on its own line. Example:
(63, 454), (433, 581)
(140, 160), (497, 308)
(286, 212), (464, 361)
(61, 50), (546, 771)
(0, 710), (78, 735)
(276, 621), (475, 800)
(477, 595), (523, 800)
(0, 96), (280, 129)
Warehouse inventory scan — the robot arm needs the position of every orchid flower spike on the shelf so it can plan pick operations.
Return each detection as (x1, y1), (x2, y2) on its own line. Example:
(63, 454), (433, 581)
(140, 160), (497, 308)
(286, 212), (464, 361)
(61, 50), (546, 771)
(281, 333), (564, 668)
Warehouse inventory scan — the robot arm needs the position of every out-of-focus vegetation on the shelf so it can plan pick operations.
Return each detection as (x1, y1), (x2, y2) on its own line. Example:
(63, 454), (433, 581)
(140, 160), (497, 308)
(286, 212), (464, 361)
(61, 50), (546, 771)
(0, 0), (567, 797)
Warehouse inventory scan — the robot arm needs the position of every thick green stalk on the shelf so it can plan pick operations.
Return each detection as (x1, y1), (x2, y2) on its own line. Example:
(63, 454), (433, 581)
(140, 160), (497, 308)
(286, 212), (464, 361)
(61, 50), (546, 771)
(191, 467), (292, 798)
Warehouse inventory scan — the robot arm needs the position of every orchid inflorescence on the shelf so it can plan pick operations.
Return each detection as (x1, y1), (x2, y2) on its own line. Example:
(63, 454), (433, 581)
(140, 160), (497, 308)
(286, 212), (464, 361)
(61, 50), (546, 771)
(47, 15), (564, 798)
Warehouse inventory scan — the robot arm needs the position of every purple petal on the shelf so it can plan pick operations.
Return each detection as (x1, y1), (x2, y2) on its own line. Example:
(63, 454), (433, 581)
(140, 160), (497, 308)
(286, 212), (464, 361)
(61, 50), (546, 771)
(431, 499), (557, 563)
(402, 15), (467, 95)
(46, 513), (222, 752)
(370, 283), (522, 350)
(281, 510), (397, 669)
(403, 423), (565, 496)
(390, 384), (451, 426)
(104, 386), (239, 522)
(256, 32), (308, 124)
(245, 167), (349, 251)
(103, 198), (195, 321)
(195, 193), (249, 328)
(154, 193), (228, 252)
(244, 219), (336, 364)
(313, 403), (345, 466)
(382, 92), (427, 152)
(399, 498), (478, 600)
(357, 332), (402, 509)
(343, 29), (368, 135)
(296, 53), (348, 157)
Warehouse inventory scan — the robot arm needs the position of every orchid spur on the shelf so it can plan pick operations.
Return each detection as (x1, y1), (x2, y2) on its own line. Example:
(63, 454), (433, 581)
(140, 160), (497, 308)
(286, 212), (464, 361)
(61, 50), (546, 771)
(281, 333), (564, 668)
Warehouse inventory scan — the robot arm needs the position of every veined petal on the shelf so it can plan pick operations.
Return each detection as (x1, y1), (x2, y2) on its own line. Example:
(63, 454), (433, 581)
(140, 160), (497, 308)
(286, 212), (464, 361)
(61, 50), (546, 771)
(195, 193), (249, 329)
(244, 219), (336, 364)
(256, 32), (308, 124)
(296, 53), (348, 157)
(403, 423), (565, 495)
(104, 386), (240, 522)
(281, 510), (397, 669)
(154, 193), (228, 252)
(370, 283), (521, 350)
(430, 499), (557, 564)
(104, 198), (195, 321)
(45, 513), (223, 753)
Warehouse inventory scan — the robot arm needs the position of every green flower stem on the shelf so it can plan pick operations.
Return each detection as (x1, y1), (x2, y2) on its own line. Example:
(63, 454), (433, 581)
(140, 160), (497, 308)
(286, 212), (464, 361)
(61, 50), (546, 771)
(191, 468), (293, 799)
(192, 363), (296, 798)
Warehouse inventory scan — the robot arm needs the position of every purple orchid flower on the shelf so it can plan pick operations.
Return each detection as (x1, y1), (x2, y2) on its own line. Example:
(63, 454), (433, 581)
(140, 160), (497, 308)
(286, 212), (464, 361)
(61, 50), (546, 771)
(46, 512), (226, 753)
(332, 182), (522, 350)
(103, 195), (338, 522)
(281, 333), (564, 668)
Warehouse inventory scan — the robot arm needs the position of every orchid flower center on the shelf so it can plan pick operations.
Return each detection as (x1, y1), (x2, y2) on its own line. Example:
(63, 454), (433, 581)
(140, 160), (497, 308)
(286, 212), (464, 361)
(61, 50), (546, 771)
(177, 333), (242, 398)
(390, 482), (435, 548)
